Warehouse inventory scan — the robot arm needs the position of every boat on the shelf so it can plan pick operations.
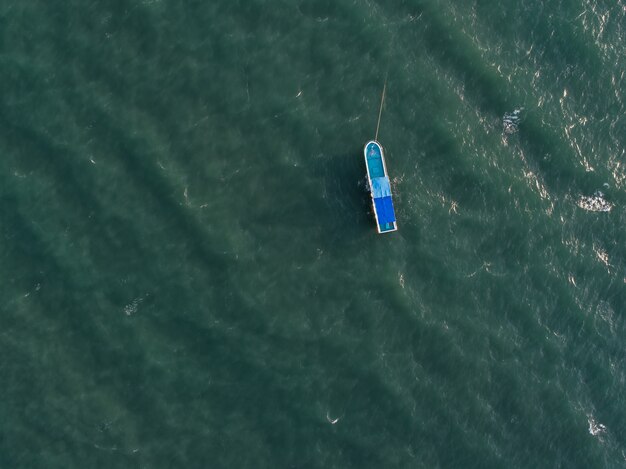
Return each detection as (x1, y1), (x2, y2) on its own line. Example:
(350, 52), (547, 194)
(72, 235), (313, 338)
(364, 140), (397, 233)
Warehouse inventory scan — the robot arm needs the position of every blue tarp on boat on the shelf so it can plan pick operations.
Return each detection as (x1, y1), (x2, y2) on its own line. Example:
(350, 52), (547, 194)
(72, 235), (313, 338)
(371, 176), (391, 198)
(373, 196), (396, 224)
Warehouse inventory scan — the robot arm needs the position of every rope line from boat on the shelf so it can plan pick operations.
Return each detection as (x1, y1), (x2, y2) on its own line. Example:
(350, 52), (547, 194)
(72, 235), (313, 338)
(375, 76), (387, 142)
(375, 31), (394, 142)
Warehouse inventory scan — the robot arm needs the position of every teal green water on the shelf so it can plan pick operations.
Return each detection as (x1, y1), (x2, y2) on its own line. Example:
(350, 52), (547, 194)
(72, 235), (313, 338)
(1, 1), (625, 467)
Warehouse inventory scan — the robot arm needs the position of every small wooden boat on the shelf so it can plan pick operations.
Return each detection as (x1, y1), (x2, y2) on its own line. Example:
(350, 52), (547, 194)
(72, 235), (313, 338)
(364, 140), (397, 233)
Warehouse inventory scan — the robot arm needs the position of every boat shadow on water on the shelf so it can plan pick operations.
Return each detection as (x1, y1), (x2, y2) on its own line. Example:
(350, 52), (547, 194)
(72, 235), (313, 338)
(313, 147), (375, 238)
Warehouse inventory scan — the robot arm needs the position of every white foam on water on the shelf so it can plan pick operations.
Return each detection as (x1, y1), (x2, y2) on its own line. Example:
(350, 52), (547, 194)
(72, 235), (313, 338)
(123, 296), (144, 316)
(587, 415), (607, 437)
(577, 192), (613, 212)
(594, 300), (617, 338)
(326, 412), (340, 425)
(593, 244), (611, 268)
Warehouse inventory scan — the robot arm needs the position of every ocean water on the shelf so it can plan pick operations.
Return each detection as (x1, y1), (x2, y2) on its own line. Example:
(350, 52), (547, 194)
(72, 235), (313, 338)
(1, 0), (624, 467)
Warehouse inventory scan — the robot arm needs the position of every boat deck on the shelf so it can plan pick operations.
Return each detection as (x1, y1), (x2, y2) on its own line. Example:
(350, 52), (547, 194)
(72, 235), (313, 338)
(366, 151), (385, 179)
